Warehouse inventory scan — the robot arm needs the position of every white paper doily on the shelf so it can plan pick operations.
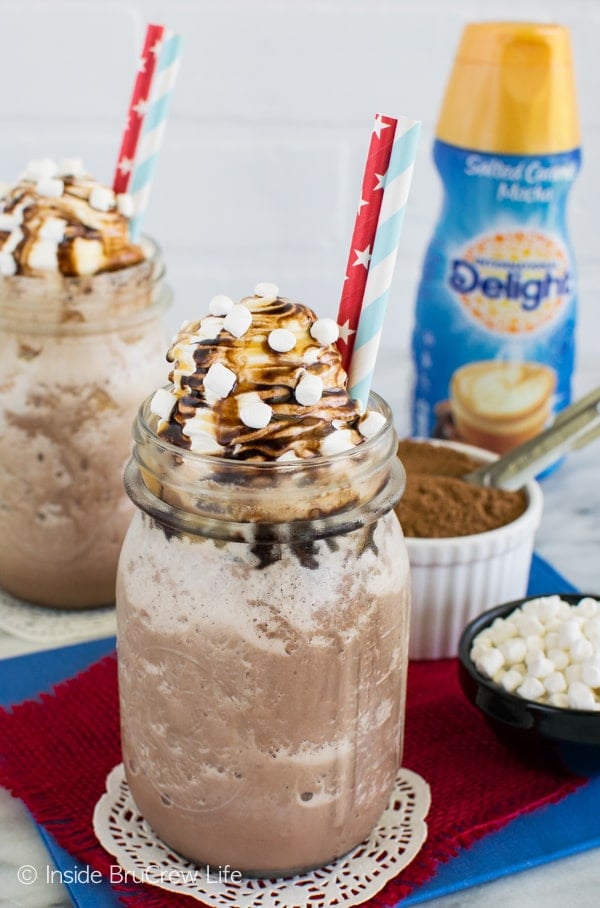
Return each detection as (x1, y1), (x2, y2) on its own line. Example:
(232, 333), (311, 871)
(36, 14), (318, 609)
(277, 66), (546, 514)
(0, 587), (116, 643)
(94, 763), (431, 907)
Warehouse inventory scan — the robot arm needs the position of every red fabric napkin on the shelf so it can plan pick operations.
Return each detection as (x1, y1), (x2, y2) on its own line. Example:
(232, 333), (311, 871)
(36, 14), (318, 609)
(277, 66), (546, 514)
(0, 654), (584, 907)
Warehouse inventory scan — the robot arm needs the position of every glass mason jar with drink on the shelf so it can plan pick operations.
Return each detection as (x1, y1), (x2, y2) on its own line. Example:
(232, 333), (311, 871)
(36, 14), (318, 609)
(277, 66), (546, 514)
(0, 161), (171, 608)
(116, 288), (411, 875)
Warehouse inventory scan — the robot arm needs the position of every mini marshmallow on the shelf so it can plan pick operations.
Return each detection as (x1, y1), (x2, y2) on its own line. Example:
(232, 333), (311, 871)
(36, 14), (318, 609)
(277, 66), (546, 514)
(320, 429), (356, 456)
(0, 181), (9, 198)
(567, 681), (596, 711)
(204, 362), (237, 399)
(548, 693), (570, 709)
(238, 394), (273, 429)
(223, 304), (252, 338)
(198, 316), (225, 340)
(583, 619), (600, 647)
(150, 388), (178, 422)
(575, 597), (599, 618)
(267, 328), (296, 353)
(89, 186), (115, 212)
(525, 653), (554, 679)
(565, 663), (583, 683)
(26, 158), (58, 180)
(117, 193), (134, 218)
(310, 318), (339, 346)
(71, 237), (103, 275)
(544, 671), (567, 695)
(209, 294), (235, 317)
(358, 410), (386, 439)
(489, 617), (518, 645)
(28, 239), (58, 271)
(524, 634), (544, 652)
(558, 618), (583, 648)
(36, 178), (64, 198)
(581, 662), (600, 688)
(58, 158), (85, 177)
(471, 642), (492, 663)
(499, 669), (524, 693)
(295, 373), (323, 406)
(500, 637), (527, 665)
(474, 647), (504, 678)
(570, 637), (594, 663)
(254, 281), (279, 299)
(547, 648), (569, 671)
(40, 217), (67, 243)
(0, 252), (16, 276)
(517, 677), (545, 701)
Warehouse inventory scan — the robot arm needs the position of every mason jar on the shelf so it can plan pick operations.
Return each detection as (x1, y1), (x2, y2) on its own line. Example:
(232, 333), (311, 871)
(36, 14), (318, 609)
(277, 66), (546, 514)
(117, 391), (411, 876)
(0, 240), (171, 608)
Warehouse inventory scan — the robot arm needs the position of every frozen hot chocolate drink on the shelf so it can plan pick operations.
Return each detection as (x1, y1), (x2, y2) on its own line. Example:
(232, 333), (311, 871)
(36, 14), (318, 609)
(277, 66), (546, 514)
(117, 285), (410, 875)
(0, 160), (170, 607)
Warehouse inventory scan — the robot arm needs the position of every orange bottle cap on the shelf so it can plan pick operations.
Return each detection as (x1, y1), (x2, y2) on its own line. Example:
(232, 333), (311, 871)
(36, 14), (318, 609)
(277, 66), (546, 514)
(436, 22), (580, 155)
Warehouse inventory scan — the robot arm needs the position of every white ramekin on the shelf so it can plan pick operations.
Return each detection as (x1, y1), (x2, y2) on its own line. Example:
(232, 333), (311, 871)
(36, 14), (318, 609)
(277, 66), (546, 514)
(402, 440), (544, 660)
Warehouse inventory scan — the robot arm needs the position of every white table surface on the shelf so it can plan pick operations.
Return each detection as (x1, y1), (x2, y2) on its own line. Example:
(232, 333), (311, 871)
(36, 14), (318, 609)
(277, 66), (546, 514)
(1, 359), (599, 908)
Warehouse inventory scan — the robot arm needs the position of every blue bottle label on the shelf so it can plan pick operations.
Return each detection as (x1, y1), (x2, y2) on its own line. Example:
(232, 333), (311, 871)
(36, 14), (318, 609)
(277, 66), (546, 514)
(411, 141), (581, 453)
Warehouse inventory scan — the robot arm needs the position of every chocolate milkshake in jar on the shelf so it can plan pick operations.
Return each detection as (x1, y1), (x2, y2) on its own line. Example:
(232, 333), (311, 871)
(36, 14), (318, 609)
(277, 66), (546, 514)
(0, 160), (171, 608)
(117, 285), (410, 876)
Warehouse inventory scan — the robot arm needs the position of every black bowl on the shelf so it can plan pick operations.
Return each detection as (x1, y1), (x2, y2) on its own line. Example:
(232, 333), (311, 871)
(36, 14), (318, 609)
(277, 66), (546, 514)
(458, 594), (600, 774)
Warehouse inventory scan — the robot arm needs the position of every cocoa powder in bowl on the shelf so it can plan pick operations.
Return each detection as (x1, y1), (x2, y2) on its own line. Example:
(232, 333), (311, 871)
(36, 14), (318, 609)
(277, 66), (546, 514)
(396, 439), (527, 538)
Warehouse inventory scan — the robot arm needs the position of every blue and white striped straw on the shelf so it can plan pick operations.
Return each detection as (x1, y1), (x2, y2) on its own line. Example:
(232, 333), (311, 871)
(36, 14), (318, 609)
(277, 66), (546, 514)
(129, 30), (182, 241)
(347, 117), (421, 409)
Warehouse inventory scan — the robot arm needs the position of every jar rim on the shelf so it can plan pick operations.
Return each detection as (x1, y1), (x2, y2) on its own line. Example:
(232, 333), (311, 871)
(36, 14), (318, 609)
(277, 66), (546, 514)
(0, 235), (170, 335)
(136, 388), (395, 473)
(126, 390), (406, 540)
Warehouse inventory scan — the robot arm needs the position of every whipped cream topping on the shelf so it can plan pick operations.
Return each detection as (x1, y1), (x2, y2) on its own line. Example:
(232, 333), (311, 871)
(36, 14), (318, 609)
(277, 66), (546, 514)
(151, 287), (382, 461)
(0, 159), (144, 277)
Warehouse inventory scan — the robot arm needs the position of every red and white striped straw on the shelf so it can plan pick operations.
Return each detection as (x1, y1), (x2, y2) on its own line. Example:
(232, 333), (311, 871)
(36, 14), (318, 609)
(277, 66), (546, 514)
(113, 23), (165, 194)
(346, 116), (421, 409)
(336, 114), (397, 372)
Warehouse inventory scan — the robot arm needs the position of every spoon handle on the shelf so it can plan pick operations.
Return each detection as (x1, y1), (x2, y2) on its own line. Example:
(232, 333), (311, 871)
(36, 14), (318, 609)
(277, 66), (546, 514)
(463, 387), (600, 490)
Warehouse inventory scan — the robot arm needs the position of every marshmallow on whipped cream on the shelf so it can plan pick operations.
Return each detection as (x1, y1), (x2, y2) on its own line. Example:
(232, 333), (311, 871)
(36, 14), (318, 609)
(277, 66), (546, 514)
(0, 159), (143, 277)
(151, 285), (386, 461)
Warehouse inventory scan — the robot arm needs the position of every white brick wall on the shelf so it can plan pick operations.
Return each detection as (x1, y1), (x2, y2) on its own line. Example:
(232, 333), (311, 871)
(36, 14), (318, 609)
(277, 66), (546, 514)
(1, 0), (599, 423)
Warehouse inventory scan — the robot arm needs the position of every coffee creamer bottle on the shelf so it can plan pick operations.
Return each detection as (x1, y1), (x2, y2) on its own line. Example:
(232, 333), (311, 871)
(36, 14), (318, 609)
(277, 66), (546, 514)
(411, 22), (581, 455)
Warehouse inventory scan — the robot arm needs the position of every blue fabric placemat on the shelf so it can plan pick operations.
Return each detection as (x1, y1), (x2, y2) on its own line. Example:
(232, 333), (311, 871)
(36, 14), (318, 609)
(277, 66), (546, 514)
(1, 553), (598, 907)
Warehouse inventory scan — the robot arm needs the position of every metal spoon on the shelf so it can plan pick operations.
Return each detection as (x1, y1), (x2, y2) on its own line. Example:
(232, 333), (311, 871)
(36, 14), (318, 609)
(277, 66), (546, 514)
(463, 386), (600, 491)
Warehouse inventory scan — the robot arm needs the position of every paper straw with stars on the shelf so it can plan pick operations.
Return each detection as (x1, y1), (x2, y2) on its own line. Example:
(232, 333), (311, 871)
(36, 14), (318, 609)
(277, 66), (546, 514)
(346, 116), (421, 410)
(128, 28), (182, 241)
(113, 23), (164, 195)
(337, 114), (397, 373)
